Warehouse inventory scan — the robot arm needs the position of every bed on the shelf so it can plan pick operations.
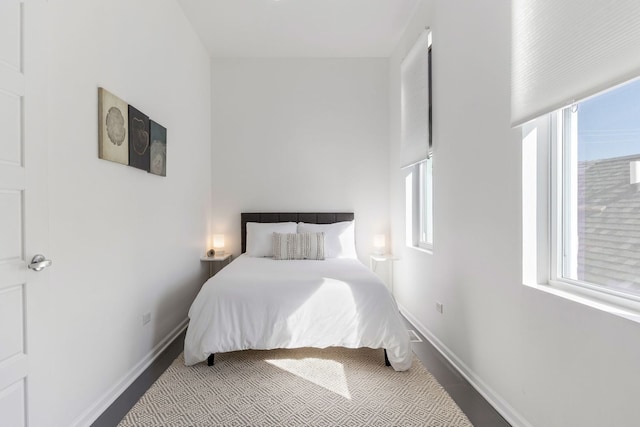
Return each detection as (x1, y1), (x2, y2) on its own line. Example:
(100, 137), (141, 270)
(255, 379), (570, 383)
(184, 212), (412, 371)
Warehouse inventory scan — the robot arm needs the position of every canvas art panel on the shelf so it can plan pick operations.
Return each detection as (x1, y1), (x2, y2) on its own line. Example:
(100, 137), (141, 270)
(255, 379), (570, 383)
(98, 88), (129, 165)
(128, 105), (150, 171)
(149, 120), (167, 177)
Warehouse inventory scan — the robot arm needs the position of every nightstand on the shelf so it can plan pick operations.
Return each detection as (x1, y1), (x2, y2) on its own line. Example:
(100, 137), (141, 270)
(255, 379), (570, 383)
(200, 253), (232, 278)
(369, 254), (399, 294)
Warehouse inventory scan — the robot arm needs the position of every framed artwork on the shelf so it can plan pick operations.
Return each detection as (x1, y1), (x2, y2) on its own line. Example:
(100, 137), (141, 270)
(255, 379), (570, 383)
(149, 120), (167, 177)
(128, 105), (150, 171)
(98, 88), (129, 165)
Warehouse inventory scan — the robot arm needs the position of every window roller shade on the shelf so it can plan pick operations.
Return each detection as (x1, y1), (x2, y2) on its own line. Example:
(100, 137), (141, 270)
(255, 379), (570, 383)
(401, 30), (431, 169)
(511, 0), (640, 127)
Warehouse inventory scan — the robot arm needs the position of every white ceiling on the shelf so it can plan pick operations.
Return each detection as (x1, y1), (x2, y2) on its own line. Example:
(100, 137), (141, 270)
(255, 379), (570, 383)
(176, 0), (420, 58)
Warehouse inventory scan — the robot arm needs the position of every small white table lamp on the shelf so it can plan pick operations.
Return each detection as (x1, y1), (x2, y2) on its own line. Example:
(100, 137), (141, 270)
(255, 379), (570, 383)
(213, 234), (225, 256)
(373, 234), (386, 255)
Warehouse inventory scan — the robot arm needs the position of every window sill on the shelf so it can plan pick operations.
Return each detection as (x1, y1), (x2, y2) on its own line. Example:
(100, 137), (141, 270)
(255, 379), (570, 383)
(523, 280), (640, 324)
(407, 245), (433, 256)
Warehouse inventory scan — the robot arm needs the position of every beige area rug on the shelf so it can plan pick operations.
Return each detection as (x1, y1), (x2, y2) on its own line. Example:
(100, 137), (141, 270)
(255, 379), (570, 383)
(118, 347), (473, 427)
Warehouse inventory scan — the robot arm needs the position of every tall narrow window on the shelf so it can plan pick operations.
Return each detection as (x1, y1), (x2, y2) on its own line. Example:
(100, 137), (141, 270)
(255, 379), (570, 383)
(401, 29), (433, 251)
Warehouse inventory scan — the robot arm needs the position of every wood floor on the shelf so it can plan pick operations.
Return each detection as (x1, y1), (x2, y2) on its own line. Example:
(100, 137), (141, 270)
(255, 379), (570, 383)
(92, 321), (511, 427)
(401, 318), (511, 427)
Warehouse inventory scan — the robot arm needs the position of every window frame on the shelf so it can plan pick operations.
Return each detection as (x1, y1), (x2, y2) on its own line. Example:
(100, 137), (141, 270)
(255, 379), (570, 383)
(418, 156), (433, 249)
(537, 108), (640, 317)
(406, 157), (433, 252)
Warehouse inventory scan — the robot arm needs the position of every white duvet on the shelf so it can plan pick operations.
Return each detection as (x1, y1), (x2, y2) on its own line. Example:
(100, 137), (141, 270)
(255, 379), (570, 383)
(184, 254), (412, 371)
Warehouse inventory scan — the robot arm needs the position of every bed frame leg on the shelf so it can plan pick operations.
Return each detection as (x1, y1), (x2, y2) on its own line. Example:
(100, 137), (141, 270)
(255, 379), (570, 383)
(384, 349), (391, 367)
(207, 354), (214, 366)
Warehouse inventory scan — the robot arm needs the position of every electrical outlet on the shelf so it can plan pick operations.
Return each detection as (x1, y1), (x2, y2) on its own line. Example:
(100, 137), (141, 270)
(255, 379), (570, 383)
(435, 302), (444, 314)
(142, 312), (151, 325)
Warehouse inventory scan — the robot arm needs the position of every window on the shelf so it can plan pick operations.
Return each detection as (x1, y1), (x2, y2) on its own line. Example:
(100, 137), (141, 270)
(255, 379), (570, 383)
(515, 0), (640, 318)
(419, 157), (433, 247)
(550, 78), (640, 302)
(405, 157), (433, 250)
(401, 29), (432, 252)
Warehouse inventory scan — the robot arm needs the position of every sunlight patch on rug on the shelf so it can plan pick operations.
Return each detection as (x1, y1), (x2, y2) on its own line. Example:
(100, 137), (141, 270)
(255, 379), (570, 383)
(265, 356), (351, 399)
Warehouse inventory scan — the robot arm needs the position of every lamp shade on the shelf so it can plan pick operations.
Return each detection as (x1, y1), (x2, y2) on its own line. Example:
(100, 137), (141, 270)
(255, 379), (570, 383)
(374, 234), (386, 254)
(213, 234), (225, 255)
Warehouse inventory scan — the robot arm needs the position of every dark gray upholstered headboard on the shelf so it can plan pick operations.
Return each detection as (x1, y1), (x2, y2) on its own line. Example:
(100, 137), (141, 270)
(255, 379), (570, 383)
(241, 212), (354, 253)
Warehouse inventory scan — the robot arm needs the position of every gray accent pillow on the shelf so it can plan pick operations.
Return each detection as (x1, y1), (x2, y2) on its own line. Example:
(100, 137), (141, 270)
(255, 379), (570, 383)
(272, 232), (325, 260)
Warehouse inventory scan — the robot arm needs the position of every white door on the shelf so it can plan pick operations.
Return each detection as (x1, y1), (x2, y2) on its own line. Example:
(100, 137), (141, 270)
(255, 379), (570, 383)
(0, 0), (50, 426)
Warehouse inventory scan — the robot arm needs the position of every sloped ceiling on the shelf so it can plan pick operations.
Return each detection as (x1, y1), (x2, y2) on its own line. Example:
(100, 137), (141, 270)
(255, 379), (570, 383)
(176, 0), (420, 57)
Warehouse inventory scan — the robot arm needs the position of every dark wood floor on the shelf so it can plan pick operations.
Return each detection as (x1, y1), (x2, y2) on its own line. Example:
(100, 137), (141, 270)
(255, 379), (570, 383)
(401, 319), (511, 427)
(92, 321), (511, 427)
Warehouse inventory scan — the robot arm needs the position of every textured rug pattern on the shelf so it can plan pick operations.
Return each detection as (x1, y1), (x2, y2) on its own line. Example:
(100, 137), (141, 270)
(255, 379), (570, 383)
(118, 347), (473, 427)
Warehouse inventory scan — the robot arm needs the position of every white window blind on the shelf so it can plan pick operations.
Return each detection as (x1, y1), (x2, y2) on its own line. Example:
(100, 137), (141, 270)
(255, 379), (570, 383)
(401, 29), (431, 169)
(511, 0), (640, 126)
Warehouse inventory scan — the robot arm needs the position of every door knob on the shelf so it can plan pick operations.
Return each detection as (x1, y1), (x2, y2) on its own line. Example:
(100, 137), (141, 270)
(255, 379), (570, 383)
(28, 254), (52, 271)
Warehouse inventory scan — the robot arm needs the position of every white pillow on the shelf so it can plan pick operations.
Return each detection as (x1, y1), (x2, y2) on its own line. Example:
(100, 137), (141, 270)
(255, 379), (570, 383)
(297, 221), (357, 258)
(272, 232), (325, 260)
(246, 222), (297, 257)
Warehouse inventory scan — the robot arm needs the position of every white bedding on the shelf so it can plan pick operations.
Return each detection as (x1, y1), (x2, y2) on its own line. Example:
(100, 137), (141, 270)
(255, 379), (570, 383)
(184, 254), (412, 371)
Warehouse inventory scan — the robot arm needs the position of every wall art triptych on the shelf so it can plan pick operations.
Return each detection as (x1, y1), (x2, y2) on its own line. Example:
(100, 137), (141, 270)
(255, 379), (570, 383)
(98, 87), (167, 176)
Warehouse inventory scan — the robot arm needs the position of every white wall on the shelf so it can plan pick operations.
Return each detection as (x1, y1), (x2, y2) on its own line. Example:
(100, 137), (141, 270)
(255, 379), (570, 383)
(210, 58), (390, 261)
(390, 1), (640, 427)
(46, 1), (211, 425)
